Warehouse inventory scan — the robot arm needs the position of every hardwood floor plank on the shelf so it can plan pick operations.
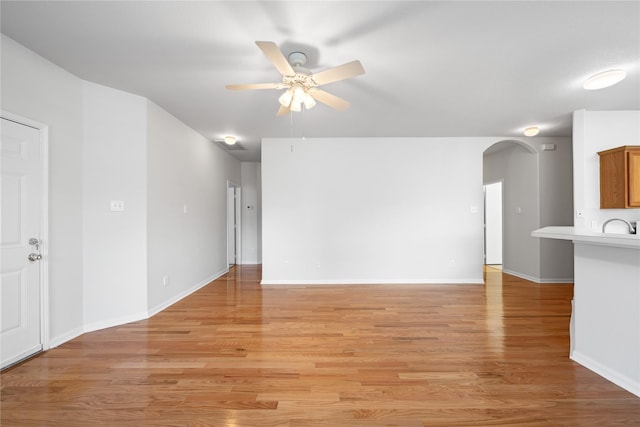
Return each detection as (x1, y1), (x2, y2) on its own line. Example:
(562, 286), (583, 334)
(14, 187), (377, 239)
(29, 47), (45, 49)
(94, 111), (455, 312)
(2, 265), (639, 426)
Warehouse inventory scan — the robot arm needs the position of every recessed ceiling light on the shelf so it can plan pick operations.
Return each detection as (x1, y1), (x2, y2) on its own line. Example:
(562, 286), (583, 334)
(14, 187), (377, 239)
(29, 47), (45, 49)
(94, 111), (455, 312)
(224, 136), (236, 145)
(524, 126), (540, 137)
(583, 69), (626, 90)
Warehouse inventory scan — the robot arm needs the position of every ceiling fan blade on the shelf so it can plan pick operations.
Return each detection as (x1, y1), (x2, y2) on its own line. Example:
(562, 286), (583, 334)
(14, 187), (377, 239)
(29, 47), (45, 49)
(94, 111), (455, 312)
(255, 41), (295, 76)
(226, 83), (282, 90)
(312, 60), (365, 86)
(276, 104), (291, 116)
(311, 89), (351, 111)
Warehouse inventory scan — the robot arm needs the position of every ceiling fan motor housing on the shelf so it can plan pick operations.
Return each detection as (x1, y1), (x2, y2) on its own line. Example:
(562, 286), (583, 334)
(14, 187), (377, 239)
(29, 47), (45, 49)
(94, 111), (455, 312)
(288, 51), (307, 67)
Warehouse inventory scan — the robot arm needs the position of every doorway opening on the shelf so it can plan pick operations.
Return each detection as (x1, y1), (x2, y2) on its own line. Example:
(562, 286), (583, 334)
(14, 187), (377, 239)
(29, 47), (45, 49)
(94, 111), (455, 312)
(483, 139), (537, 279)
(227, 181), (241, 268)
(484, 181), (503, 269)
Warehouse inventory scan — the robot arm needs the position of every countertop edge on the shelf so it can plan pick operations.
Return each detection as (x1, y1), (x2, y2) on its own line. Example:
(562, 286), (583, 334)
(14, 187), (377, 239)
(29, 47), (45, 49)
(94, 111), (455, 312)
(532, 226), (640, 249)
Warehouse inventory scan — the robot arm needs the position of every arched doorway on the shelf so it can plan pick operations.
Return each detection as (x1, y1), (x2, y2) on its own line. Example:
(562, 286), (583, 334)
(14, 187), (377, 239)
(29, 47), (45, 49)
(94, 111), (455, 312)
(483, 140), (540, 280)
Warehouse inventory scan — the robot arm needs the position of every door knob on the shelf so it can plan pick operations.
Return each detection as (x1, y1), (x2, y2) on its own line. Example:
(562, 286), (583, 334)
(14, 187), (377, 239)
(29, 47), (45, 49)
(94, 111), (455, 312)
(28, 253), (42, 262)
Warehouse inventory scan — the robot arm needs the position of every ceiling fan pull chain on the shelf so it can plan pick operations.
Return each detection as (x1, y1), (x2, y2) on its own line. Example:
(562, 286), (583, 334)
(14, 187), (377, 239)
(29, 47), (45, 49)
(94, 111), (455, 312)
(290, 108), (294, 137)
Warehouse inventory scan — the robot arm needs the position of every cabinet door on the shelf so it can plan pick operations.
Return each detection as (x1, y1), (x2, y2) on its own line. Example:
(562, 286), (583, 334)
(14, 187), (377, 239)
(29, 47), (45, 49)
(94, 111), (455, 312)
(628, 151), (640, 207)
(600, 149), (626, 208)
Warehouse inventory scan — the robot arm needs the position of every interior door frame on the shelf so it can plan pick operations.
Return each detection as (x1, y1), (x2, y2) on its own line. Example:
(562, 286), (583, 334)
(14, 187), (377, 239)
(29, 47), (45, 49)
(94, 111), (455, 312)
(483, 179), (503, 265)
(226, 180), (242, 267)
(2, 110), (50, 354)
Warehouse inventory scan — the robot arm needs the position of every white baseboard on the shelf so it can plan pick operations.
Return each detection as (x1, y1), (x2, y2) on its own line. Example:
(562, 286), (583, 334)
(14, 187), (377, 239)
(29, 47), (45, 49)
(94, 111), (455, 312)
(47, 268), (229, 349)
(502, 269), (539, 282)
(147, 268), (228, 317)
(261, 278), (484, 285)
(502, 269), (573, 284)
(83, 311), (149, 335)
(48, 326), (84, 349)
(537, 277), (574, 284)
(571, 350), (640, 397)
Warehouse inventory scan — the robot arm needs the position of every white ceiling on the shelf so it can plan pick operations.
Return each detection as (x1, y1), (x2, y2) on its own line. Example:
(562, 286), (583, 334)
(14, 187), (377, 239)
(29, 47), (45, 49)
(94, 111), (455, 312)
(2, 1), (639, 162)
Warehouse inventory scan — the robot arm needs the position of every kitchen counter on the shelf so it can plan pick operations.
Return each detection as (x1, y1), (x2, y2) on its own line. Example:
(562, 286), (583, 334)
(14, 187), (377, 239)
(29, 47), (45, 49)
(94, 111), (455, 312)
(532, 226), (640, 249)
(532, 226), (640, 397)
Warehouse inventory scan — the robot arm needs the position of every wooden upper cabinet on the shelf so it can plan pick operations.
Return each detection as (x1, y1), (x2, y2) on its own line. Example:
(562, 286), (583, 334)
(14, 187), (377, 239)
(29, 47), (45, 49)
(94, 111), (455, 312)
(598, 145), (640, 209)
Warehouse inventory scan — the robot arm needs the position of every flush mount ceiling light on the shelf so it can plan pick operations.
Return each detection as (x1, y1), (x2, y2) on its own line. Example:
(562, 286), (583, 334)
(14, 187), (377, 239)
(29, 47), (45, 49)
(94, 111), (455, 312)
(583, 69), (626, 90)
(524, 126), (540, 137)
(226, 41), (365, 116)
(224, 136), (236, 145)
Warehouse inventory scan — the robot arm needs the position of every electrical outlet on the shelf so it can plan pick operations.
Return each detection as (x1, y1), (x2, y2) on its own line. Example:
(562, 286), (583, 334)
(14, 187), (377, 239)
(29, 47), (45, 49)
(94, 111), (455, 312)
(162, 275), (169, 287)
(110, 200), (125, 211)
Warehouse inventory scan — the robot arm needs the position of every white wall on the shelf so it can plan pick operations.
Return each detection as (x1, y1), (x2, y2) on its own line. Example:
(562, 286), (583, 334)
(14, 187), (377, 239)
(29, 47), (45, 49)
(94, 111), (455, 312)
(1, 35), (84, 344)
(572, 242), (640, 397)
(146, 101), (241, 314)
(538, 137), (574, 281)
(260, 135), (574, 285)
(569, 109), (640, 395)
(573, 110), (640, 230)
(2, 35), (242, 347)
(82, 81), (148, 331)
(262, 137), (493, 284)
(241, 162), (262, 264)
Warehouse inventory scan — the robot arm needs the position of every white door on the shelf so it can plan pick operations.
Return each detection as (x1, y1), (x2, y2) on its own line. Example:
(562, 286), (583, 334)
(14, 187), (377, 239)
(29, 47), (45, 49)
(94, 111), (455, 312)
(484, 181), (503, 265)
(1, 118), (43, 368)
(227, 184), (242, 266)
(227, 186), (236, 265)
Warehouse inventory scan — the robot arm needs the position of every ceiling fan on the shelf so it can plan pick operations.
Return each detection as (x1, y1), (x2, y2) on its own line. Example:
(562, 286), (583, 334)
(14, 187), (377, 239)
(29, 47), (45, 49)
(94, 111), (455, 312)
(226, 41), (365, 116)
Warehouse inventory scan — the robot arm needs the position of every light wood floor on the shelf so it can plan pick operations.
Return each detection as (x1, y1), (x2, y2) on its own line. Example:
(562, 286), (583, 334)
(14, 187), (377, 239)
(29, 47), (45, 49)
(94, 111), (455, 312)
(2, 265), (639, 426)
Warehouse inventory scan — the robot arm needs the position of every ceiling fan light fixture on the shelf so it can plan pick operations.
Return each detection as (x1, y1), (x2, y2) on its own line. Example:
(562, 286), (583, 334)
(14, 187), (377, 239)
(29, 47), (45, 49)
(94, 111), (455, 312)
(290, 101), (302, 112)
(292, 85), (306, 104)
(583, 69), (626, 90)
(303, 93), (317, 110)
(523, 126), (540, 137)
(224, 135), (236, 145)
(278, 89), (293, 107)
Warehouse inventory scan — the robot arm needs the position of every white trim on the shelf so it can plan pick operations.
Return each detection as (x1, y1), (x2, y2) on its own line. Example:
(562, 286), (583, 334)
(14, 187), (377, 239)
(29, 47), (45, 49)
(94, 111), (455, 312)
(503, 268), (573, 284)
(1, 111), (51, 353)
(83, 311), (149, 335)
(571, 350), (640, 398)
(48, 327), (83, 349)
(147, 268), (229, 317)
(261, 279), (484, 285)
(48, 268), (230, 348)
(502, 269), (538, 282)
(537, 277), (574, 284)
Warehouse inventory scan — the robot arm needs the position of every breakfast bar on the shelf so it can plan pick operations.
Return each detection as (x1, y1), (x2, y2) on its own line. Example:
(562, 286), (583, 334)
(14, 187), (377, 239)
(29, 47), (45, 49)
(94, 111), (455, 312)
(532, 226), (640, 397)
